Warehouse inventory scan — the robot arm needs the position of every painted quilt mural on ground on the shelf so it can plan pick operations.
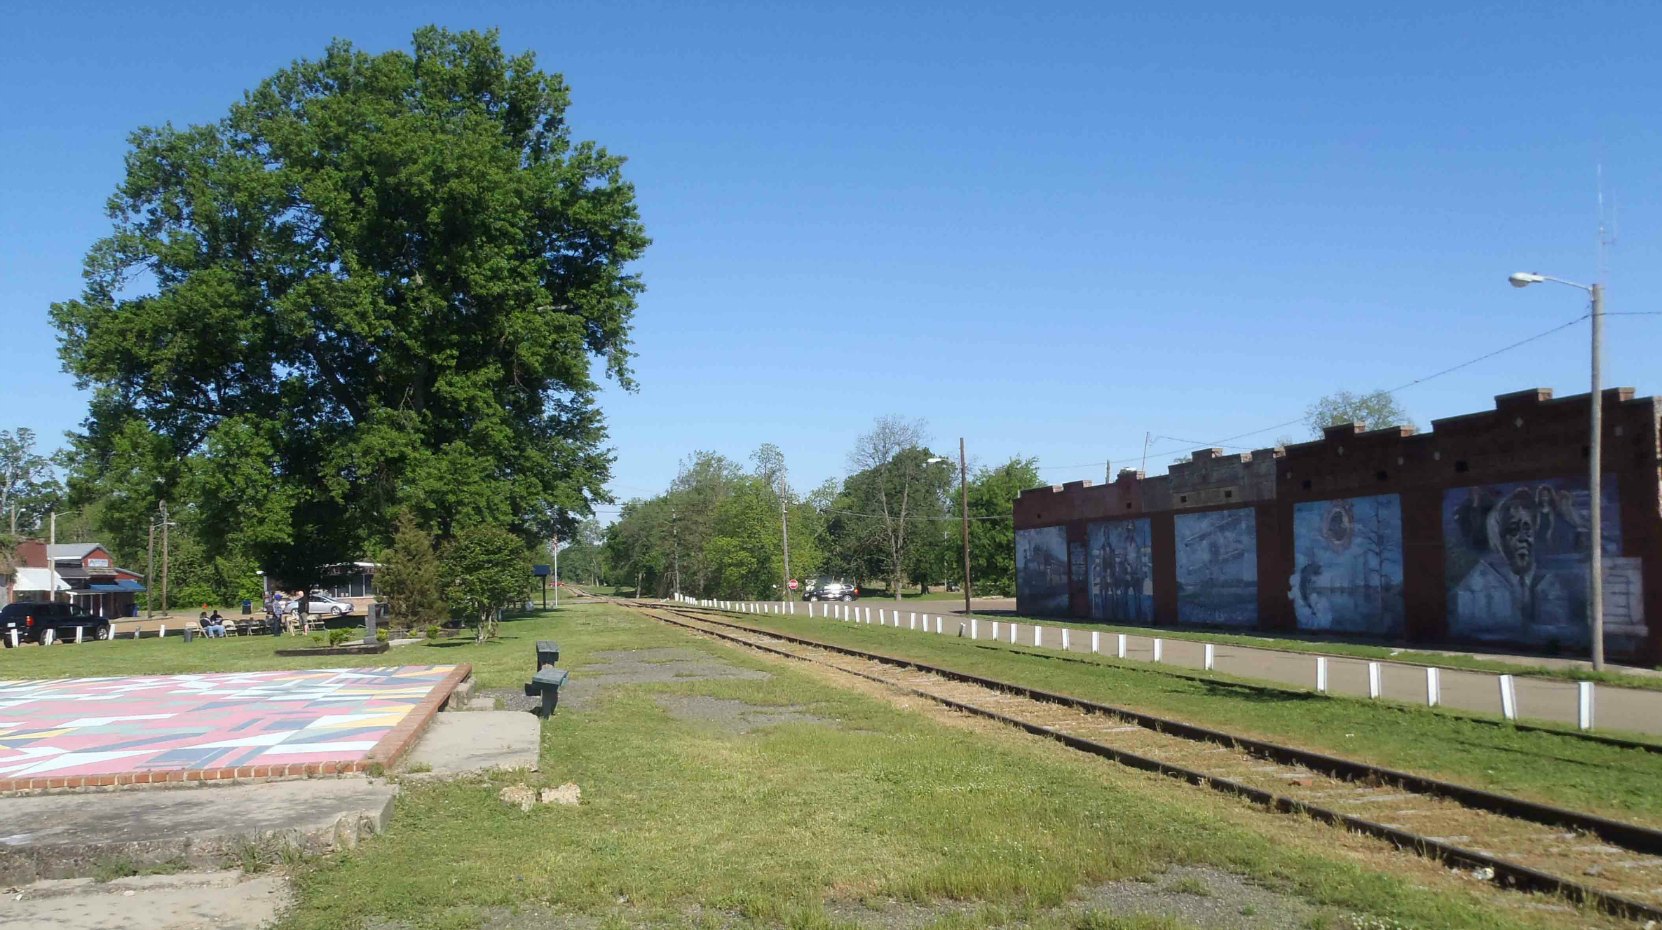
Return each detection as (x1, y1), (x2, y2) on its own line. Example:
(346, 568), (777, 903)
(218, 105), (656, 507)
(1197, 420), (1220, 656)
(0, 666), (454, 781)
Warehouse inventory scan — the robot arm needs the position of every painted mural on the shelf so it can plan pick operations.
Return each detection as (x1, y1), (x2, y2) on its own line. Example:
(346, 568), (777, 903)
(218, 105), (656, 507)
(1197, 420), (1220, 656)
(1175, 509), (1258, 627)
(1290, 495), (1404, 636)
(1086, 518), (1154, 623)
(1016, 526), (1070, 615)
(1443, 477), (1637, 652)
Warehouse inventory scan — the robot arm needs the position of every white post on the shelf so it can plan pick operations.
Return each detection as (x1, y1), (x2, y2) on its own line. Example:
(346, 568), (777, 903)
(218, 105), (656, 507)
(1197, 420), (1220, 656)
(1061, 628), (1070, 651)
(75, 626), (84, 644)
(1499, 674), (1518, 721)
(159, 624), (166, 638)
(1152, 638), (1163, 663)
(1008, 623), (1017, 644)
(8, 629), (17, 647)
(789, 602), (795, 615)
(1367, 662), (1382, 700)
(879, 608), (886, 625)
(42, 628), (54, 646)
(935, 616), (943, 634)
(1315, 656), (1328, 693)
(910, 611), (916, 629)
(1116, 633), (1127, 658)
(1034, 625), (1043, 647)
(1091, 630), (1101, 653)
(1578, 681), (1595, 731)
(970, 618), (978, 639)
(1426, 667), (1440, 707)
(991, 621), (1000, 639)
(1203, 643), (1215, 671)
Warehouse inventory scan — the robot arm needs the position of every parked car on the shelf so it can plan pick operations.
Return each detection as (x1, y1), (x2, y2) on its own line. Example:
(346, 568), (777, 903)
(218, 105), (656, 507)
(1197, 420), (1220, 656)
(802, 579), (860, 602)
(0, 602), (111, 646)
(286, 594), (356, 617)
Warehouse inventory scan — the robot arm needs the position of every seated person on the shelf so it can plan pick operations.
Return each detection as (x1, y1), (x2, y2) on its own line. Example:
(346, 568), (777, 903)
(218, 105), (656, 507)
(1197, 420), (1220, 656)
(204, 610), (227, 638)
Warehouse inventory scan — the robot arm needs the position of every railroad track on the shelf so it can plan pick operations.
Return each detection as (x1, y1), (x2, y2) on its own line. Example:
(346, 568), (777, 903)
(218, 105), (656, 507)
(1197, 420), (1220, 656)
(631, 600), (1662, 924)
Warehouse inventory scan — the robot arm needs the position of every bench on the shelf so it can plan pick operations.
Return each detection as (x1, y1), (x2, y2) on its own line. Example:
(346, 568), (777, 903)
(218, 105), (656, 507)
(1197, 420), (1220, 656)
(535, 640), (560, 672)
(524, 668), (569, 718)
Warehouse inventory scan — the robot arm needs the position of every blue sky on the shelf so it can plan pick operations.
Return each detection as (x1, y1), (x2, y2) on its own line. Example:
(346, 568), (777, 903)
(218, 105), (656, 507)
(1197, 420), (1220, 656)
(3, 1), (1659, 514)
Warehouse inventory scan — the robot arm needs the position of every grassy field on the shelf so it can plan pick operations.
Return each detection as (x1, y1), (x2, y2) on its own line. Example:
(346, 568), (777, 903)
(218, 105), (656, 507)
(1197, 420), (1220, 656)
(715, 609), (1662, 828)
(268, 603), (1591, 930)
(963, 610), (1662, 692)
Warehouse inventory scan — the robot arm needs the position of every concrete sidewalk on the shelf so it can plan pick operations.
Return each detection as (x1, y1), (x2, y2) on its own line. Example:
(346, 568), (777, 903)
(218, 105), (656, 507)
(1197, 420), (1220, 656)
(715, 599), (1662, 737)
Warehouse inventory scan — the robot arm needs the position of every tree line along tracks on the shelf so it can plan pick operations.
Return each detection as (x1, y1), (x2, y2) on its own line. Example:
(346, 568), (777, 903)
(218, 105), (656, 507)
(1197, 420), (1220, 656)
(629, 601), (1662, 924)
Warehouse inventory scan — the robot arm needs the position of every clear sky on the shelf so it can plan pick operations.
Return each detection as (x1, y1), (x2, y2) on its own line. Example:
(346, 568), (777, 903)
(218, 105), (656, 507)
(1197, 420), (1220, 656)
(3, 1), (1659, 515)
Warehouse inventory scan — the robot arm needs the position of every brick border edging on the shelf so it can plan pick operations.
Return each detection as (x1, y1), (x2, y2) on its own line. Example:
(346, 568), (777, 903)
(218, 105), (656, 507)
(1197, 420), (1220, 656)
(0, 663), (472, 796)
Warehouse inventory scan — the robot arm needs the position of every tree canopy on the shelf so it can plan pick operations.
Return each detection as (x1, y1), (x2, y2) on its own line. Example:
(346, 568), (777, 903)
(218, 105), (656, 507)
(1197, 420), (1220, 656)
(0, 428), (62, 535)
(1303, 390), (1414, 438)
(51, 27), (647, 588)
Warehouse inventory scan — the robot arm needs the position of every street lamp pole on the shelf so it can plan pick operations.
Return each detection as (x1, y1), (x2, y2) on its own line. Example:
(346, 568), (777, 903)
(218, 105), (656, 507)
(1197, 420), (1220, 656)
(959, 437), (971, 618)
(1509, 272), (1605, 669)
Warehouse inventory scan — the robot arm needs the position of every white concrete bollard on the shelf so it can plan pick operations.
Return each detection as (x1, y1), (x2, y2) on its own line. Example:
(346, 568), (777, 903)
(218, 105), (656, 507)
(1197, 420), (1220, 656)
(991, 621), (1000, 639)
(1152, 638), (1163, 663)
(1091, 630), (1100, 653)
(1061, 628), (1070, 651)
(1034, 625), (1043, 647)
(935, 616), (943, 634)
(1116, 633), (1127, 658)
(1578, 681), (1595, 730)
(159, 624), (167, 638)
(1203, 643), (1215, 671)
(8, 629), (17, 647)
(1498, 674), (1518, 721)
(879, 609), (887, 625)
(1008, 623), (1017, 644)
(1367, 662), (1382, 699)
(970, 618), (978, 639)
(42, 628), (54, 646)
(910, 611), (916, 630)
(76, 626), (84, 644)
(1315, 656), (1328, 693)
(1426, 667), (1440, 707)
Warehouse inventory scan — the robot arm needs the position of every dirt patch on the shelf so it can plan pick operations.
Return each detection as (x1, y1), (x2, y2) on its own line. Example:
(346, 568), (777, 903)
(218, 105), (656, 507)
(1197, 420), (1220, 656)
(477, 687), (541, 714)
(652, 695), (833, 734)
(562, 648), (770, 711)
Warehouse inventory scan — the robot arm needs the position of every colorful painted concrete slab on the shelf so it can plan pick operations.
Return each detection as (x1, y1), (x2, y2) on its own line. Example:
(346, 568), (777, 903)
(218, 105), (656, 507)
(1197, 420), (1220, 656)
(0, 666), (460, 787)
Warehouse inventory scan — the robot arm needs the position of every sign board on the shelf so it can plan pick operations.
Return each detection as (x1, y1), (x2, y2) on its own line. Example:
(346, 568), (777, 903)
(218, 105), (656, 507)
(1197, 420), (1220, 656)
(532, 564), (552, 577)
(87, 558), (111, 569)
(788, 579), (799, 590)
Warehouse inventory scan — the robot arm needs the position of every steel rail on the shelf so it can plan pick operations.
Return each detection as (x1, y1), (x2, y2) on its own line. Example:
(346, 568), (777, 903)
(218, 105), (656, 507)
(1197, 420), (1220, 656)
(638, 603), (1662, 924)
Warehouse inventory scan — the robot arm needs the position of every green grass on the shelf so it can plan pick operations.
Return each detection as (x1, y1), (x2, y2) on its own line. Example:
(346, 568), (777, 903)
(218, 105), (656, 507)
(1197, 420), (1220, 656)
(722, 610), (1662, 828)
(969, 611), (1662, 692)
(270, 603), (1577, 930)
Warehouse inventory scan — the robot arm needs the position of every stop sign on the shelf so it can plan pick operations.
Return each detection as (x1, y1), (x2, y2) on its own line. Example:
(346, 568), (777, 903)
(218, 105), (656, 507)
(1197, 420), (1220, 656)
(788, 579), (800, 590)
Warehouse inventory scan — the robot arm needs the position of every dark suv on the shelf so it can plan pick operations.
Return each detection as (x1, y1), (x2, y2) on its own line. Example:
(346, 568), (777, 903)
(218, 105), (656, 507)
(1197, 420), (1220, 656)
(802, 579), (860, 602)
(0, 602), (111, 646)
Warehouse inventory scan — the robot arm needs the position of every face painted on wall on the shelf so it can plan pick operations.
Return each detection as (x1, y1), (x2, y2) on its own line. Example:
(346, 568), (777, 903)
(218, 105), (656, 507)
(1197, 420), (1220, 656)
(1493, 492), (1538, 577)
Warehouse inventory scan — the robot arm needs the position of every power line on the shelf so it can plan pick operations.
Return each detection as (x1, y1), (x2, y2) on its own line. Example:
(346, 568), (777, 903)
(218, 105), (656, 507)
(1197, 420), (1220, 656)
(1036, 310), (1595, 473)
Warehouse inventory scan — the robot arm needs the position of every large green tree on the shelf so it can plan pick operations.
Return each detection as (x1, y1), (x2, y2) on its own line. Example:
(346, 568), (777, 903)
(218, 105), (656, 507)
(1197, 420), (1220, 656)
(51, 28), (647, 587)
(1304, 390), (1413, 437)
(954, 456), (1041, 596)
(0, 428), (62, 535)
(839, 417), (951, 599)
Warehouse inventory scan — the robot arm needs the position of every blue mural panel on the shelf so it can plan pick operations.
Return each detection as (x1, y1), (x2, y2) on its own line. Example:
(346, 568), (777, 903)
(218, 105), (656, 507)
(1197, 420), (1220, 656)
(1443, 477), (1628, 652)
(1086, 519), (1154, 623)
(1016, 526), (1070, 615)
(1175, 509), (1258, 627)
(1290, 495), (1404, 636)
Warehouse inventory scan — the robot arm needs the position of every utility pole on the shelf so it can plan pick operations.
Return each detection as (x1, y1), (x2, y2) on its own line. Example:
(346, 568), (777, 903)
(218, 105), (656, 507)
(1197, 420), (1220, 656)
(670, 509), (681, 598)
(160, 500), (171, 615)
(146, 518), (156, 618)
(49, 511), (55, 546)
(1589, 281), (1605, 670)
(553, 532), (560, 609)
(959, 437), (972, 618)
(780, 498), (792, 603)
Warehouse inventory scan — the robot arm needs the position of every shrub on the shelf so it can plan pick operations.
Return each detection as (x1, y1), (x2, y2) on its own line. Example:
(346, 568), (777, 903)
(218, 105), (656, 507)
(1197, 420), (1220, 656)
(327, 628), (352, 647)
(441, 524), (532, 642)
(378, 512), (446, 630)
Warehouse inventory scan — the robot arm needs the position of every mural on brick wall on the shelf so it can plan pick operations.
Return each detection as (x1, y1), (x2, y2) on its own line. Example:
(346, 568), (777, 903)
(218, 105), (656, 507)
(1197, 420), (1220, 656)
(1087, 518), (1154, 623)
(1290, 495), (1404, 635)
(1443, 477), (1641, 652)
(1176, 508), (1258, 627)
(1016, 526), (1070, 615)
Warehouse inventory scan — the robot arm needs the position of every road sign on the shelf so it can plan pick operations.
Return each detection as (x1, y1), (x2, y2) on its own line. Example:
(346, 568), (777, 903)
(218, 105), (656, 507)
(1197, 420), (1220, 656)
(787, 579), (799, 590)
(532, 564), (551, 577)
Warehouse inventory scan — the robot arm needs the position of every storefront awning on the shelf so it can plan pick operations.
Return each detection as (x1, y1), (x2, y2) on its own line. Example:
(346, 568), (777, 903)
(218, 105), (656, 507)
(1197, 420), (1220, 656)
(86, 580), (146, 593)
(14, 568), (69, 592)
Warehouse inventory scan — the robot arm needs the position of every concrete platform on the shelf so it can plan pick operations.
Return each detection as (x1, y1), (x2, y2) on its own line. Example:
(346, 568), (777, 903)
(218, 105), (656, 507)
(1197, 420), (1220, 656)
(398, 712), (539, 777)
(0, 778), (396, 883)
(0, 869), (288, 930)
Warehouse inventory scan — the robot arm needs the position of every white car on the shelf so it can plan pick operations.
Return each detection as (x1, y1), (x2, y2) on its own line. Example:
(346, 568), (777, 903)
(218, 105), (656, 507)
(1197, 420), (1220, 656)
(286, 594), (356, 617)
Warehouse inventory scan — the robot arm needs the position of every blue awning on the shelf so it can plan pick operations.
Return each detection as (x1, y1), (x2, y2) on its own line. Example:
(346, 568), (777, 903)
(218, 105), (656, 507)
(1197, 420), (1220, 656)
(88, 580), (146, 593)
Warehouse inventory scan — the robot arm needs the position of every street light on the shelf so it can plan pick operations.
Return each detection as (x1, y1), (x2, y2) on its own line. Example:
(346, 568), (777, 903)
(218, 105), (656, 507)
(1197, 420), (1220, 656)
(1508, 270), (1606, 669)
(927, 439), (973, 618)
